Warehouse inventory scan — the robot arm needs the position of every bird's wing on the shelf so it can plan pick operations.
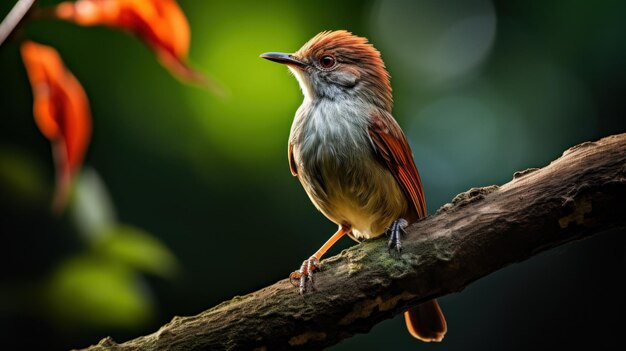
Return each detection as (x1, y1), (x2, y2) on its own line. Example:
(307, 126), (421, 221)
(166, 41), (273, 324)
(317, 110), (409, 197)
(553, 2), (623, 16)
(288, 142), (298, 176)
(368, 109), (427, 218)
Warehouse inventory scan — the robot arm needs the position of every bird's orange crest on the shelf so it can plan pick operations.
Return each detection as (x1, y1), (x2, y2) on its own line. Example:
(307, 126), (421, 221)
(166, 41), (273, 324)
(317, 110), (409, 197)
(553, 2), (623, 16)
(297, 30), (392, 110)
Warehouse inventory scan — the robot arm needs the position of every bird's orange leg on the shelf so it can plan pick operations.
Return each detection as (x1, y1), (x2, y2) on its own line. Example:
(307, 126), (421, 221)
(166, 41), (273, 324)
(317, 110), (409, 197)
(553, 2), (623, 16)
(290, 225), (350, 294)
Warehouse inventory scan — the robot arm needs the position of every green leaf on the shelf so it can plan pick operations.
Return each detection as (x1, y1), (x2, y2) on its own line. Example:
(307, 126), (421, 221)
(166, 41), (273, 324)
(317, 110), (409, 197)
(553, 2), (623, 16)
(45, 256), (152, 329)
(0, 146), (47, 207)
(71, 168), (117, 241)
(96, 225), (179, 278)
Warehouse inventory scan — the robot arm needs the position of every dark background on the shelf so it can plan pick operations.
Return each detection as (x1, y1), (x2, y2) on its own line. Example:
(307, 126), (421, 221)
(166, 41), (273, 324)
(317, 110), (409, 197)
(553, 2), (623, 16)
(1, 0), (625, 350)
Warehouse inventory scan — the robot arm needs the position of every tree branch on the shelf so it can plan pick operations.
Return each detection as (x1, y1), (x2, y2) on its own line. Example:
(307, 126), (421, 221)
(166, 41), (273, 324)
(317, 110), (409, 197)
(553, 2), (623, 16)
(78, 133), (626, 351)
(0, 0), (35, 46)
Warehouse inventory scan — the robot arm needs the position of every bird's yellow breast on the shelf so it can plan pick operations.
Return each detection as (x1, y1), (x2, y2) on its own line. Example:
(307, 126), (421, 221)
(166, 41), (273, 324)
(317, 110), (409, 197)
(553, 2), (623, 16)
(295, 148), (408, 240)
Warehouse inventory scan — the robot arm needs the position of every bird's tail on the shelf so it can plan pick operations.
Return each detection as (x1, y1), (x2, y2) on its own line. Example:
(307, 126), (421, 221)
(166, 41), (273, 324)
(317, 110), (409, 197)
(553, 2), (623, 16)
(404, 299), (447, 342)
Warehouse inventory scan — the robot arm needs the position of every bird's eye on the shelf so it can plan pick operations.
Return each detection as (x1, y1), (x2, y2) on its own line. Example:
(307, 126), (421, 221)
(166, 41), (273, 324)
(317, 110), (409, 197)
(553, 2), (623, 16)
(319, 56), (336, 69)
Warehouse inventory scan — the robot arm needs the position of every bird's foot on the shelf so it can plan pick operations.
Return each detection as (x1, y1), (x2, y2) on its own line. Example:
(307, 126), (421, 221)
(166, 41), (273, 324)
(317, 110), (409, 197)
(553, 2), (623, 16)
(289, 256), (320, 294)
(387, 218), (408, 253)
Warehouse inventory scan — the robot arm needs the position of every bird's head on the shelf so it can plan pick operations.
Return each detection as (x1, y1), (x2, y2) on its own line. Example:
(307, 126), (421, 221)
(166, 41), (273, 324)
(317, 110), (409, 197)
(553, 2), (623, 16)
(261, 30), (392, 111)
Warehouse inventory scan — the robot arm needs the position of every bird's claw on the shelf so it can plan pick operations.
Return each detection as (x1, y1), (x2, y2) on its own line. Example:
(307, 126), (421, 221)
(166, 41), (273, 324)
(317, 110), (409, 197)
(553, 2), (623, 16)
(387, 218), (408, 254)
(289, 256), (320, 294)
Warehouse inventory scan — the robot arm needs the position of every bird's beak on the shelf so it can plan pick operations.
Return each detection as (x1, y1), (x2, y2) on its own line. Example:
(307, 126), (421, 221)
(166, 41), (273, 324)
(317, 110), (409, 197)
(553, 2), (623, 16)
(260, 52), (306, 68)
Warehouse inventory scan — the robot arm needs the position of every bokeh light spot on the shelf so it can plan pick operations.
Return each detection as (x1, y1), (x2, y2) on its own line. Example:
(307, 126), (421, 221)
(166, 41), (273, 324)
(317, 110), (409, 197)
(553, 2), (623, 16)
(184, 2), (305, 170)
(371, 0), (496, 87)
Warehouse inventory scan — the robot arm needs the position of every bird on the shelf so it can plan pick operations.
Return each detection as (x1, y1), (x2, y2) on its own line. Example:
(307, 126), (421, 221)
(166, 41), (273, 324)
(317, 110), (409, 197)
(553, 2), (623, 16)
(260, 30), (447, 342)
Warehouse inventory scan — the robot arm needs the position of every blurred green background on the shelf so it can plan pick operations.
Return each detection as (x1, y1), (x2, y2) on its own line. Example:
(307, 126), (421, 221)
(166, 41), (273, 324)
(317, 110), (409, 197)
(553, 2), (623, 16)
(1, 0), (625, 350)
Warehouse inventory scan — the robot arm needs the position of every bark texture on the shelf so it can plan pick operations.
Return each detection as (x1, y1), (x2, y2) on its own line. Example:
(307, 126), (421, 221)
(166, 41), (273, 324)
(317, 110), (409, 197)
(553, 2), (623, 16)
(78, 133), (626, 351)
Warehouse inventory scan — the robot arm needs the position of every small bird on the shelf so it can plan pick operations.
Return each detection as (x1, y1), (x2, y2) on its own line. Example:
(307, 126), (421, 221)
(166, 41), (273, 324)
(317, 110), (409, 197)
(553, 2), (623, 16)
(261, 30), (447, 342)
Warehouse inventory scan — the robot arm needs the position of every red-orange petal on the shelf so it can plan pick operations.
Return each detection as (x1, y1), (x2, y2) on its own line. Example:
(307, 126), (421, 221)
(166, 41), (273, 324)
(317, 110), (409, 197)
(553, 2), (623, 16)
(20, 41), (92, 210)
(54, 0), (212, 87)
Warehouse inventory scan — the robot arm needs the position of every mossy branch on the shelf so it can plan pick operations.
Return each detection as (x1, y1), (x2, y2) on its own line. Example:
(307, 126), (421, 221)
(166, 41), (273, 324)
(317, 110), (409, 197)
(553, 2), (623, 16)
(77, 133), (626, 350)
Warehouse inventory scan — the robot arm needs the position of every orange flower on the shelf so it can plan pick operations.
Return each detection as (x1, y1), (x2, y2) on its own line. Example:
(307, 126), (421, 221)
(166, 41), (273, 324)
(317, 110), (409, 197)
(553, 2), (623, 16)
(55, 0), (215, 89)
(20, 41), (92, 212)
